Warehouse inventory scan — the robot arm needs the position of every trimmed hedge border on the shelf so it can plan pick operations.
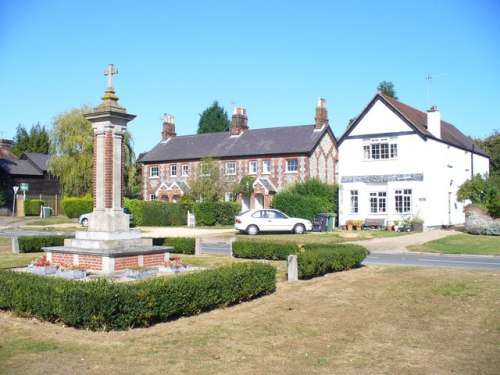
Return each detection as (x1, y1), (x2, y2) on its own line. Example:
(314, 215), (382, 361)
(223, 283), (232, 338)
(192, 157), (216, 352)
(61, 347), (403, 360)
(124, 199), (188, 227)
(0, 262), (276, 331)
(18, 235), (74, 253)
(298, 244), (368, 279)
(151, 237), (196, 254)
(61, 197), (93, 218)
(232, 240), (299, 260)
(23, 199), (44, 216)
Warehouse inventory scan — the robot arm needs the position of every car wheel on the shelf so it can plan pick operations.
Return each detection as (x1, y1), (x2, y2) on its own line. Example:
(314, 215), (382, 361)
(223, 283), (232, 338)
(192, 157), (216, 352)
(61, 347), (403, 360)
(81, 218), (89, 227)
(246, 225), (259, 235)
(293, 224), (305, 234)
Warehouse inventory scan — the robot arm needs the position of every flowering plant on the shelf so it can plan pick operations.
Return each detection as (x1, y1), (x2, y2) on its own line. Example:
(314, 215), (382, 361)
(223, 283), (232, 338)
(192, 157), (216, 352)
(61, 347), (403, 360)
(29, 255), (53, 267)
(164, 256), (188, 268)
(57, 263), (85, 271)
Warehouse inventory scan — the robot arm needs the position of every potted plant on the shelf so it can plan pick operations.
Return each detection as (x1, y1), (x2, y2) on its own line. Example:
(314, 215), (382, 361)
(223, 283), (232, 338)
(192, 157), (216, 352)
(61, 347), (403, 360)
(352, 219), (363, 231)
(125, 266), (157, 279)
(345, 220), (354, 231)
(411, 217), (424, 232)
(160, 256), (188, 274)
(393, 219), (400, 232)
(27, 255), (57, 275)
(56, 263), (87, 279)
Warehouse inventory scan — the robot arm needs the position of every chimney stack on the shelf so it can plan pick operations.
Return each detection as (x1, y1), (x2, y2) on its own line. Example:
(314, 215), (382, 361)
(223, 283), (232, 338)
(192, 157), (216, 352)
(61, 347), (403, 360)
(426, 105), (441, 139)
(230, 107), (248, 136)
(315, 98), (329, 129)
(0, 139), (14, 159)
(162, 113), (176, 141)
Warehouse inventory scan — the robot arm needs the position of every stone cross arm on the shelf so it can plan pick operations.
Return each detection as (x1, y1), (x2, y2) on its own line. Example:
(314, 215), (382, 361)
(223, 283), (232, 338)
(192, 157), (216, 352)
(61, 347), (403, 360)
(104, 64), (118, 89)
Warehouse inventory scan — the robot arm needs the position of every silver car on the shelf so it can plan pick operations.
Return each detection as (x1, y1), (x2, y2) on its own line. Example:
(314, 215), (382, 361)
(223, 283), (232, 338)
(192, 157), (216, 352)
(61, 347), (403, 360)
(234, 209), (312, 235)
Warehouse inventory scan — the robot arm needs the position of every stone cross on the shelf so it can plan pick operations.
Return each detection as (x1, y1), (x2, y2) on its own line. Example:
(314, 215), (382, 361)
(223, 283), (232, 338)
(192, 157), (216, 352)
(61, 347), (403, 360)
(104, 64), (118, 89)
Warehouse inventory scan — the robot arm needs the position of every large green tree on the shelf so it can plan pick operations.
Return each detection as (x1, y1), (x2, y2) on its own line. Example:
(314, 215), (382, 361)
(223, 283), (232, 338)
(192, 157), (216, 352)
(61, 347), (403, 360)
(197, 101), (230, 134)
(11, 123), (50, 156)
(472, 130), (499, 176)
(49, 106), (137, 197)
(377, 81), (398, 99)
(457, 173), (500, 218)
(184, 157), (232, 202)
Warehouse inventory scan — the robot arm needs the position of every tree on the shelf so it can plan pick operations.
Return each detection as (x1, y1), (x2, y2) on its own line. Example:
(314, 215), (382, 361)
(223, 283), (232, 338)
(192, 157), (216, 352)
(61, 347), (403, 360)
(471, 130), (500, 176)
(49, 107), (94, 197)
(197, 101), (230, 134)
(457, 173), (500, 218)
(11, 123), (50, 156)
(185, 157), (232, 202)
(48, 106), (139, 197)
(377, 81), (398, 99)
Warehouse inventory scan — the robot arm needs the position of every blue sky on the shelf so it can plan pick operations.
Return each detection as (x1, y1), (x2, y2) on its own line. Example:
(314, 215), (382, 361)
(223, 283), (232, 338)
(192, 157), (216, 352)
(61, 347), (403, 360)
(1, 0), (499, 155)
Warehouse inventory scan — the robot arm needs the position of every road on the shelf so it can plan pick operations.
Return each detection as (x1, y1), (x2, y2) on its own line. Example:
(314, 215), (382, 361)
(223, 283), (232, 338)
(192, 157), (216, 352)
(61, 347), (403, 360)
(364, 253), (500, 270)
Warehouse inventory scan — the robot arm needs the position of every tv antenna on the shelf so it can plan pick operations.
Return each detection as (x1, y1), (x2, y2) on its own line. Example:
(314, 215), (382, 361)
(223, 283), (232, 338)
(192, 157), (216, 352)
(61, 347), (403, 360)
(426, 73), (447, 107)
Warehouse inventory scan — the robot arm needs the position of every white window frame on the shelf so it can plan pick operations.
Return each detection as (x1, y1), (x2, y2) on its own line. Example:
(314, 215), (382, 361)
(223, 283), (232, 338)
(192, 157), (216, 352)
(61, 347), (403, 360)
(150, 194), (157, 201)
(170, 164), (177, 177)
(224, 192), (234, 202)
(350, 190), (359, 214)
(150, 166), (159, 178)
(225, 162), (236, 175)
(395, 189), (412, 213)
(286, 159), (298, 173)
(263, 160), (271, 174)
(182, 164), (189, 176)
(363, 138), (398, 160)
(249, 161), (257, 175)
(369, 191), (387, 213)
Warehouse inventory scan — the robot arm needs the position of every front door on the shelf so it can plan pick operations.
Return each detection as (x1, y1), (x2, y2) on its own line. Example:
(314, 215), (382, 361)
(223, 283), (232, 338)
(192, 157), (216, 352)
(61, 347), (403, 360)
(255, 194), (264, 210)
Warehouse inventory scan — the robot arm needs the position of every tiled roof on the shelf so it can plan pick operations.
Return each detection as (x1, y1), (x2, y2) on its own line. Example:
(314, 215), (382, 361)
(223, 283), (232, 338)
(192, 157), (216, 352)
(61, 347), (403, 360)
(140, 125), (330, 163)
(21, 153), (50, 172)
(340, 93), (489, 157)
(0, 158), (43, 176)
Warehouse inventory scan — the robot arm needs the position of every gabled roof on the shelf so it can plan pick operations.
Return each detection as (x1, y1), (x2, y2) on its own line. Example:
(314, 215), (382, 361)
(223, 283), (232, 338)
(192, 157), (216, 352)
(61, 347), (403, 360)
(0, 152), (50, 176)
(339, 92), (488, 157)
(139, 124), (334, 163)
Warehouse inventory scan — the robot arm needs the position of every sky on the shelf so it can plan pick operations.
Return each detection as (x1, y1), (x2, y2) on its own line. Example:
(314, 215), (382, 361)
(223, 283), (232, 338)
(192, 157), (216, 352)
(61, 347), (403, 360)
(1, 0), (499, 155)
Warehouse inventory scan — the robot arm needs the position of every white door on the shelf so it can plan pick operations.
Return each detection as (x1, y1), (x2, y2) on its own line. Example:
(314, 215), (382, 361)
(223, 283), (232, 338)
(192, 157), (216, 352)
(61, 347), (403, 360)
(255, 194), (264, 210)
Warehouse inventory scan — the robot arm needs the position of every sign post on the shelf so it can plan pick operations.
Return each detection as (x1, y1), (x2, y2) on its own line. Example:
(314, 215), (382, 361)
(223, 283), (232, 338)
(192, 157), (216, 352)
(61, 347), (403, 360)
(20, 183), (29, 199)
(12, 186), (19, 216)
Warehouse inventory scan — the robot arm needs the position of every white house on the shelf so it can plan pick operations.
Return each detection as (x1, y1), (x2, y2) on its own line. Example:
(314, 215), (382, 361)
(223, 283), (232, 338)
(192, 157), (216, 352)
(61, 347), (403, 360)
(337, 92), (490, 230)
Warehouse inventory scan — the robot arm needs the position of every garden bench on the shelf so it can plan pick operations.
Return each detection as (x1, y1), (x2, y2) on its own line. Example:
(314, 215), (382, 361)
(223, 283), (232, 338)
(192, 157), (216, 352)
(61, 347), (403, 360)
(363, 218), (385, 230)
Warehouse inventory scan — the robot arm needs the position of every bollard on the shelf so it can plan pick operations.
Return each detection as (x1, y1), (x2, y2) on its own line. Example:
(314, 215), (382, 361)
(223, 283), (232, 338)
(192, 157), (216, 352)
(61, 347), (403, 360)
(11, 236), (20, 254)
(287, 254), (298, 282)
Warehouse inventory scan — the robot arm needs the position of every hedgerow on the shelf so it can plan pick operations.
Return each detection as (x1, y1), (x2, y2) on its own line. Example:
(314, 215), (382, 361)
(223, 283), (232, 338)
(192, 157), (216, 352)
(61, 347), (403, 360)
(151, 237), (196, 254)
(18, 235), (73, 253)
(62, 197), (93, 218)
(232, 240), (299, 260)
(124, 199), (188, 226)
(0, 262), (276, 331)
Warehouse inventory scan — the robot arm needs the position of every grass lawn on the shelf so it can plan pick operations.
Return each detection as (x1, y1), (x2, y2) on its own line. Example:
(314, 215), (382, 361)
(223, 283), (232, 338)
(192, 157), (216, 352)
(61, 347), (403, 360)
(0, 238), (40, 268)
(408, 233), (500, 256)
(0, 266), (498, 374)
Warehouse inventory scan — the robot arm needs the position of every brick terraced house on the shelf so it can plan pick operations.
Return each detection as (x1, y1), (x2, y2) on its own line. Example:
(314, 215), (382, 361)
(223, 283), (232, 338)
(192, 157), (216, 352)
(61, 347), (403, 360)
(139, 99), (338, 210)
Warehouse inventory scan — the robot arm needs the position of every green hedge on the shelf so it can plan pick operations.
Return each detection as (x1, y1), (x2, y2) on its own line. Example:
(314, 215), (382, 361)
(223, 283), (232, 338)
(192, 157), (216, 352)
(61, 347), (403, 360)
(192, 202), (241, 226)
(232, 240), (299, 260)
(23, 199), (44, 216)
(297, 244), (368, 279)
(62, 197), (93, 218)
(271, 192), (332, 222)
(0, 262), (276, 331)
(124, 199), (188, 226)
(151, 237), (196, 254)
(18, 235), (74, 253)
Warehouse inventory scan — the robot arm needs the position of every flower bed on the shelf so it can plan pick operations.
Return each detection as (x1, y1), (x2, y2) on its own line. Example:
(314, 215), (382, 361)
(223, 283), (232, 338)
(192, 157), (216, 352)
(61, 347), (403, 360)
(27, 255), (57, 275)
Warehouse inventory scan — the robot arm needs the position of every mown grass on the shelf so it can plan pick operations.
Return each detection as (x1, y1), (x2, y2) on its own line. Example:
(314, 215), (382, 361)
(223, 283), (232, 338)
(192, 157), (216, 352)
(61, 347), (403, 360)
(0, 238), (40, 268)
(408, 233), (500, 255)
(0, 266), (498, 374)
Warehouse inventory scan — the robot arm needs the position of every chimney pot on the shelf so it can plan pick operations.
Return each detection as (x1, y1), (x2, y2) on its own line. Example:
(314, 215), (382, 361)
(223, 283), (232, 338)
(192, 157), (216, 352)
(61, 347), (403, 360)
(231, 107), (249, 136)
(162, 113), (176, 141)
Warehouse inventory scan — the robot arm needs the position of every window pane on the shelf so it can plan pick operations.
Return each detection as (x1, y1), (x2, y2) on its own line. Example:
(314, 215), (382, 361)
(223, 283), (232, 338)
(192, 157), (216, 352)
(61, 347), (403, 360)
(287, 159), (298, 172)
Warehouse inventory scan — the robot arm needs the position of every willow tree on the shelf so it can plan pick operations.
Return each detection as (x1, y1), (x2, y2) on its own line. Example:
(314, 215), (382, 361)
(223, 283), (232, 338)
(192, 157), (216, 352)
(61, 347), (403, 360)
(49, 106), (137, 197)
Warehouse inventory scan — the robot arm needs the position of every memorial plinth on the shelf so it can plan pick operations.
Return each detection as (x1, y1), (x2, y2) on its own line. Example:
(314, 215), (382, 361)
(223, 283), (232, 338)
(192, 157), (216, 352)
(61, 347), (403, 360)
(44, 64), (170, 273)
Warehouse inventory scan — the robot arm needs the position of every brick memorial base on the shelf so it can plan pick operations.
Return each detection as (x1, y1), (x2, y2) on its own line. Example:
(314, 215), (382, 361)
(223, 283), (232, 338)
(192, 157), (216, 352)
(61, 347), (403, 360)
(44, 231), (171, 273)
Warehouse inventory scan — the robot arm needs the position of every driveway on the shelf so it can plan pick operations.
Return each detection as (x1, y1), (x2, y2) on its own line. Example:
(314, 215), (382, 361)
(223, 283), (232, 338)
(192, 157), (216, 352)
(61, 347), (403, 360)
(348, 229), (461, 254)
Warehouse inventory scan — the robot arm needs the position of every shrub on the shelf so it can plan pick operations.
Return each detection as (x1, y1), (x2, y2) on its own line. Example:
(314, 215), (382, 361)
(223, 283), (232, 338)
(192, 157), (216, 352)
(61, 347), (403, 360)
(192, 202), (241, 226)
(124, 199), (188, 226)
(271, 192), (331, 222)
(23, 199), (44, 216)
(0, 262), (276, 331)
(18, 235), (73, 253)
(151, 237), (196, 254)
(297, 244), (368, 279)
(232, 240), (299, 260)
(62, 197), (93, 218)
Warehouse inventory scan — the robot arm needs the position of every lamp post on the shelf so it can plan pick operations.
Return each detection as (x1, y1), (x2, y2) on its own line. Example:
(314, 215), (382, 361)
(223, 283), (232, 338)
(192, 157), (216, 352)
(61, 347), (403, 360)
(12, 186), (19, 216)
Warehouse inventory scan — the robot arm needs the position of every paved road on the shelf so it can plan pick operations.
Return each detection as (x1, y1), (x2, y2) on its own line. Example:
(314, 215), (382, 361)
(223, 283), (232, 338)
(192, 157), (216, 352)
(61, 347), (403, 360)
(364, 253), (500, 270)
